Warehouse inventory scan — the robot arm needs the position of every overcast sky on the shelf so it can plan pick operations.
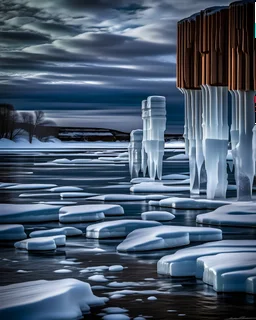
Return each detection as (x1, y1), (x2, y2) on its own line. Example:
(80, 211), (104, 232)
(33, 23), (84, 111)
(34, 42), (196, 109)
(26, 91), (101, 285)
(0, 0), (231, 132)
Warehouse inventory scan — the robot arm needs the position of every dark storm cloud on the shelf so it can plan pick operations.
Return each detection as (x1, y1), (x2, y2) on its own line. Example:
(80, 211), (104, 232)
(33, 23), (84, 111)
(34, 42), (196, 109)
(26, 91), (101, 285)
(0, 0), (231, 132)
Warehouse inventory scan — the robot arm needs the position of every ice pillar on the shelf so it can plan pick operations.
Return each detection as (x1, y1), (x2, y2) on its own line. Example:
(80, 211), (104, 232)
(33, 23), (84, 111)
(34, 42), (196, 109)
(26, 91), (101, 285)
(141, 100), (149, 176)
(232, 91), (255, 201)
(202, 85), (229, 200)
(128, 129), (143, 178)
(179, 89), (189, 155)
(144, 96), (166, 180)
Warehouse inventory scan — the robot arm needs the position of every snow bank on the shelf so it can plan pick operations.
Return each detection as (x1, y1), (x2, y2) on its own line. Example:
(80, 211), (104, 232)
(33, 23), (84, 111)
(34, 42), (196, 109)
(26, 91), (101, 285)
(4, 183), (57, 190)
(197, 252), (256, 293)
(14, 235), (66, 251)
(0, 278), (106, 319)
(166, 154), (189, 161)
(86, 220), (161, 239)
(0, 224), (26, 240)
(87, 194), (146, 201)
(59, 204), (124, 223)
(157, 240), (256, 276)
(141, 211), (175, 221)
(159, 197), (230, 210)
(0, 204), (60, 223)
(130, 182), (190, 193)
(61, 192), (97, 198)
(30, 227), (82, 238)
(50, 186), (83, 192)
(117, 226), (222, 252)
(196, 203), (256, 227)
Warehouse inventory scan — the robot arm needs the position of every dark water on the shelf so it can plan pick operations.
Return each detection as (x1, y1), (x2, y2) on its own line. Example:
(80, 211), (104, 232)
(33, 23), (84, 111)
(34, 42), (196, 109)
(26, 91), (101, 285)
(0, 149), (256, 320)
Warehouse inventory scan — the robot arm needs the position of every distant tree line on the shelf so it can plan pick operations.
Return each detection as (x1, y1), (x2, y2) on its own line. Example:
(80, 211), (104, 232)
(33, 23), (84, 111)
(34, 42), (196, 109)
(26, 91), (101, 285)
(0, 104), (57, 143)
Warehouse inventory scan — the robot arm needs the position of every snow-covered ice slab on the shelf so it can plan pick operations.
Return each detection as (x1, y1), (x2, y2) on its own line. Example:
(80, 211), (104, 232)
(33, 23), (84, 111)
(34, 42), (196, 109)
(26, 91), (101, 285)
(166, 154), (189, 161)
(0, 204), (61, 223)
(130, 177), (155, 184)
(50, 186), (83, 192)
(162, 174), (189, 180)
(4, 183), (57, 190)
(130, 182), (190, 193)
(157, 240), (256, 276)
(197, 252), (256, 294)
(87, 194), (146, 201)
(14, 235), (66, 251)
(117, 226), (222, 252)
(61, 192), (98, 198)
(196, 203), (256, 227)
(141, 211), (175, 221)
(159, 197), (230, 210)
(0, 278), (106, 319)
(0, 224), (26, 240)
(86, 220), (161, 239)
(59, 204), (124, 223)
(30, 227), (82, 238)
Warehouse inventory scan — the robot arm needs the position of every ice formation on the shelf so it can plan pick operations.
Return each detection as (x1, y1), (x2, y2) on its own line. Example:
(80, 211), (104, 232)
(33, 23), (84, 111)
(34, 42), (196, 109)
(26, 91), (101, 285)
(158, 197), (230, 210)
(0, 224), (27, 240)
(0, 279), (106, 319)
(50, 186), (83, 192)
(29, 226), (82, 238)
(86, 220), (161, 239)
(59, 204), (124, 222)
(130, 182), (190, 193)
(14, 235), (66, 251)
(141, 211), (175, 221)
(117, 225), (222, 252)
(157, 240), (256, 277)
(87, 194), (146, 201)
(141, 96), (166, 180)
(128, 129), (143, 178)
(60, 192), (98, 198)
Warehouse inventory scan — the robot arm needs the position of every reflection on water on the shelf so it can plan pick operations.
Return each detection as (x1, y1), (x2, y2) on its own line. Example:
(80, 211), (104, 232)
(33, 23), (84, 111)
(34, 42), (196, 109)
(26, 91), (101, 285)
(0, 149), (256, 319)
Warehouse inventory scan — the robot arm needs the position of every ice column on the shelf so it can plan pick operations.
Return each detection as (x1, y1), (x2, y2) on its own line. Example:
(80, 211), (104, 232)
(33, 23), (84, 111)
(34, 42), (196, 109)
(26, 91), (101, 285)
(141, 100), (149, 176)
(144, 96), (166, 180)
(128, 129), (143, 178)
(179, 89), (189, 155)
(232, 91), (255, 200)
(202, 85), (229, 200)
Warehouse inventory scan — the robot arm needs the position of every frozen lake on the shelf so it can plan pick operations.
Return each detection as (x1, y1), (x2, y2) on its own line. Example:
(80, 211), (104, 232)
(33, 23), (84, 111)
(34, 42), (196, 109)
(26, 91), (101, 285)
(0, 148), (256, 319)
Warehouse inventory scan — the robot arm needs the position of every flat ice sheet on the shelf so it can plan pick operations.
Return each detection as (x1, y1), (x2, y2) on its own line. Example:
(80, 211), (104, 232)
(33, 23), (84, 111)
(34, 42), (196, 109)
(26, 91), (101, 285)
(130, 182), (190, 193)
(159, 197), (230, 210)
(29, 227), (82, 237)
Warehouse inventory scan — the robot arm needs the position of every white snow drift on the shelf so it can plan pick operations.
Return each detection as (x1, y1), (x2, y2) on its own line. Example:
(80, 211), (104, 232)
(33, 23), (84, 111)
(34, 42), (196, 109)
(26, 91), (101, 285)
(86, 220), (161, 239)
(0, 278), (106, 319)
(59, 204), (124, 223)
(117, 226), (222, 252)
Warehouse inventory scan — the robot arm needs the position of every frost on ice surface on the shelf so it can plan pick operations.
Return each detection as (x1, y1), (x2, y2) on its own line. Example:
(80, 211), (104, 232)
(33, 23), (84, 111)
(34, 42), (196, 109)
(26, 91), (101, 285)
(88, 194), (146, 201)
(14, 235), (66, 251)
(130, 182), (190, 193)
(159, 197), (230, 210)
(142, 96), (166, 180)
(141, 211), (175, 221)
(0, 224), (27, 240)
(0, 204), (61, 223)
(128, 129), (143, 178)
(117, 225), (222, 252)
(50, 186), (83, 192)
(86, 220), (161, 239)
(197, 252), (256, 293)
(157, 240), (256, 277)
(59, 204), (124, 222)
(0, 278), (106, 319)
(60, 192), (98, 198)
(196, 203), (256, 227)
(29, 226), (82, 238)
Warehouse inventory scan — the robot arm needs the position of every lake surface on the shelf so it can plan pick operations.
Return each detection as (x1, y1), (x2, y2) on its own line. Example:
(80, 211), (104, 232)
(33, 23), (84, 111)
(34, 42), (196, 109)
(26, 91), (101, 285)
(0, 148), (256, 319)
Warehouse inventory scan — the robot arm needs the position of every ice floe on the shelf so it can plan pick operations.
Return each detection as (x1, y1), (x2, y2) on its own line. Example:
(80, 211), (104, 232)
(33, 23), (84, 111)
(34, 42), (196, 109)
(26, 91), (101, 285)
(166, 154), (189, 161)
(196, 203), (256, 227)
(54, 269), (72, 273)
(0, 224), (27, 240)
(130, 182), (190, 193)
(60, 192), (98, 198)
(0, 279), (106, 319)
(59, 204), (124, 223)
(157, 240), (256, 277)
(109, 265), (124, 271)
(50, 186), (83, 192)
(88, 275), (108, 282)
(117, 226), (222, 252)
(162, 174), (189, 180)
(4, 183), (57, 190)
(86, 220), (161, 239)
(14, 235), (66, 251)
(158, 197), (230, 210)
(141, 211), (175, 221)
(29, 226), (82, 237)
(87, 194), (146, 201)
(0, 204), (60, 223)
